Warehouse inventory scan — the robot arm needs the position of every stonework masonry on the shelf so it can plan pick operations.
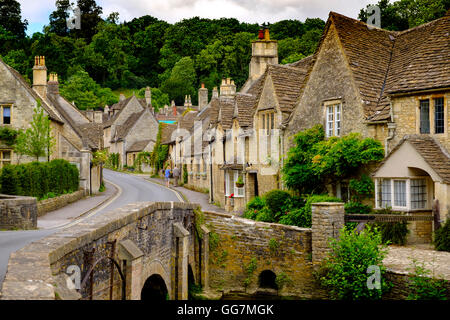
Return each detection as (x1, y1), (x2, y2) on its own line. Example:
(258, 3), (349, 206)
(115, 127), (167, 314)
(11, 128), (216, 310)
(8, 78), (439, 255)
(37, 189), (86, 217)
(0, 194), (37, 230)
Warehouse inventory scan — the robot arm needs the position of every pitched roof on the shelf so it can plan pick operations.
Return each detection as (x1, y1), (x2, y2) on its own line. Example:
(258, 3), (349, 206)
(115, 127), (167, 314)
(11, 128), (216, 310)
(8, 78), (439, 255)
(114, 110), (145, 141)
(374, 135), (450, 183)
(127, 139), (154, 152)
(161, 123), (177, 144)
(0, 58), (63, 124)
(77, 122), (104, 149)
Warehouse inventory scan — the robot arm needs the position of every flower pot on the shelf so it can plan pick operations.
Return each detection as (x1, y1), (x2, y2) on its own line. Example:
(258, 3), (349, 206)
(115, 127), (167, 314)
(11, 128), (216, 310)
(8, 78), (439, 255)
(235, 182), (244, 188)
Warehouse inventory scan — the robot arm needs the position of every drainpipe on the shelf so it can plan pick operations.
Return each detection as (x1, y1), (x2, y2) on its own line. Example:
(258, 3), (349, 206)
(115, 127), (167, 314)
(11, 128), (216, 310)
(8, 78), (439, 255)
(279, 124), (286, 190)
(385, 122), (396, 156)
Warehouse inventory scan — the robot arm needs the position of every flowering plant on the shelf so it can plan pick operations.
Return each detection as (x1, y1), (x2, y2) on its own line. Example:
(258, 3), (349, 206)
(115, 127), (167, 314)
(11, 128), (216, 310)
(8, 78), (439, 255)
(229, 193), (234, 198)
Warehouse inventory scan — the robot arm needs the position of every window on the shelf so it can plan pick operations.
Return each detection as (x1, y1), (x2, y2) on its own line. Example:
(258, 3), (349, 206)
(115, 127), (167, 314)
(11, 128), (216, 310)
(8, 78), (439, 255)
(261, 112), (275, 135)
(420, 99), (430, 134)
(325, 103), (341, 137)
(225, 170), (244, 197)
(376, 178), (428, 210)
(410, 179), (427, 209)
(434, 98), (444, 134)
(1, 105), (12, 125)
(0, 150), (12, 168)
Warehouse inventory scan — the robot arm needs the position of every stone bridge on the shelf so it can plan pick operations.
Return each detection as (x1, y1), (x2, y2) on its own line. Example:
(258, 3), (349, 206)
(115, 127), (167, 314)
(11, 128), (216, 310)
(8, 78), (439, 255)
(1, 202), (448, 300)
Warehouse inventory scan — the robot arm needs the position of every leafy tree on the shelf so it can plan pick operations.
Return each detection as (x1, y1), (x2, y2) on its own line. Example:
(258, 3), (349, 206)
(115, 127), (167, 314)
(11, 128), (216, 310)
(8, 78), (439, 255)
(1, 49), (30, 75)
(49, 0), (72, 36)
(282, 125), (384, 195)
(161, 56), (196, 105)
(74, 0), (103, 40)
(0, 164), (19, 195)
(0, 0), (28, 39)
(270, 20), (305, 40)
(137, 87), (169, 112)
(14, 104), (55, 161)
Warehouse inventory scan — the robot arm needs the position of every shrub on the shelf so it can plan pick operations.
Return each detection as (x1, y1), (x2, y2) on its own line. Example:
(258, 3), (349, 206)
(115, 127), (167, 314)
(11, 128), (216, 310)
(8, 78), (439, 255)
(434, 219), (450, 252)
(264, 190), (292, 219)
(0, 165), (20, 195)
(344, 201), (372, 214)
(373, 207), (409, 245)
(319, 226), (392, 300)
(243, 196), (266, 220)
(406, 260), (447, 300)
(348, 174), (374, 202)
(183, 164), (188, 184)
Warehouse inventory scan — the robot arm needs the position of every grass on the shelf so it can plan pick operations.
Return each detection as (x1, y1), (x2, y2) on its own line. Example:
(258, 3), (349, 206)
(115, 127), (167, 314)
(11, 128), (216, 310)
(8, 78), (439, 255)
(111, 88), (140, 100)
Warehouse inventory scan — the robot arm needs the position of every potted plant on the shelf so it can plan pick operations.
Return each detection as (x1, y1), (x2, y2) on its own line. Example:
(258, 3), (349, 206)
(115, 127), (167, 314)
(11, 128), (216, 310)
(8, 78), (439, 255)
(228, 193), (234, 206)
(235, 176), (244, 188)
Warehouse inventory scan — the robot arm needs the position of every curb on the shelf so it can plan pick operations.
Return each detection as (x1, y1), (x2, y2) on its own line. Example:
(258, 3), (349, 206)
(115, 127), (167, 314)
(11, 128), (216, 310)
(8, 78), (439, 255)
(144, 177), (188, 203)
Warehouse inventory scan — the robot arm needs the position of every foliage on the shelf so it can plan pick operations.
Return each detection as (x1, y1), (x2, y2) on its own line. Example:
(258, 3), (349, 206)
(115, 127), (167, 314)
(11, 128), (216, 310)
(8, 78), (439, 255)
(264, 190), (292, 220)
(344, 201), (372, 214)
(0, 0), (28, 39)
(183, 164), (188, 184)
(137, 87), (169, 112)
(373, 207), (409, 245)
(349, 174), (374, 202)
(161, 56), (196, 105)
(149, 123), (169, 172)
(1, 159), (79, 199)
(275, 272), (292, 290)
(282, 125), (384, 195)
(243, 257), (258, 288)
(0, 126), (19, 146)
(14, 104), (55, 161)
(107, 152), (120, 169)
(434, 218), (450, 252)
(91, 150), (108, 166)
(134, 151), (151, 172)
(359, 0), (449, 31)
(0, 164), (19, 195)
(319, 226), (392, 300)
(279, 194), (342, 228)
(243, 196), (266, 220)
(193, 207), (205, 240)
(406, 260), (447, 300)
(269, 238), (280, 253)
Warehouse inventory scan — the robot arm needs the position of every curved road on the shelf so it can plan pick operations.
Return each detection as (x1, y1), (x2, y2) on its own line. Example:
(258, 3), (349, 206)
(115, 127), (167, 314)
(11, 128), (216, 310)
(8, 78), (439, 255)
(0, 169), (181, 288)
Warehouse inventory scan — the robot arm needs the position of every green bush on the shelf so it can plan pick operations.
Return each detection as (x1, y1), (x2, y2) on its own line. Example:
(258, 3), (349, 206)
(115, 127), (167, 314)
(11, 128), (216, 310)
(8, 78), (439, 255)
(264, 190), (292, 220)
(406, 260), (447, 300)
(434, 219), (450, 252)
(344, 201), (372, 214)
(0, 160), (79, 199)
(319, 226), (392, 300)
(243, 196), (266, 220)
(0, 165), (20, 195)
(183, 164), (188, 184)
(280, 194), (342, 228)
(376, 221), (409, 245)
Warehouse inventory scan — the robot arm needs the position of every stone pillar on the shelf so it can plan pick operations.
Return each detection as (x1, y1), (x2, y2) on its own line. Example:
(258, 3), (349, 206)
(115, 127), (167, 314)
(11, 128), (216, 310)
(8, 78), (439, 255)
(311, 202), (345, 267)
(173, 222), (190, 300)
(200, 225), (210, 290)
(118, 239), (144, 300)
(80, 147), (91, 194)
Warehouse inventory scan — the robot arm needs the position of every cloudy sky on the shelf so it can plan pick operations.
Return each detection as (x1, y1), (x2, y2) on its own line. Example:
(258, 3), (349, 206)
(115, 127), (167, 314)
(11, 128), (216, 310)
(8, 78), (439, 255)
(19, 0), (375, 35)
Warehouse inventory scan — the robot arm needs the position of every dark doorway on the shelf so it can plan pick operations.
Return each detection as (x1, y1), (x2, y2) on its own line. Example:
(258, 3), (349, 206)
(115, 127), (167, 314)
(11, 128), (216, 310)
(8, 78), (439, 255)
(141, 274), (168, 300)
(258, 270), (277, 289)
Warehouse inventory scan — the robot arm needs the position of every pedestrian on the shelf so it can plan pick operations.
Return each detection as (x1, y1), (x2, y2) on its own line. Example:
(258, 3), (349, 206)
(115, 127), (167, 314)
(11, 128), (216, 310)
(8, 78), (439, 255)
(165, 166), (171, 187)
(173, 165), (180, 187)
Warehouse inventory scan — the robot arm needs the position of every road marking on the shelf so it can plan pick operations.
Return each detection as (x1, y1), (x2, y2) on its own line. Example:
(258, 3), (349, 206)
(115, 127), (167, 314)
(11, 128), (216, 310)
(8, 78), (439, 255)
(51, 179), (123, 230)
(143, 177), (185, 202)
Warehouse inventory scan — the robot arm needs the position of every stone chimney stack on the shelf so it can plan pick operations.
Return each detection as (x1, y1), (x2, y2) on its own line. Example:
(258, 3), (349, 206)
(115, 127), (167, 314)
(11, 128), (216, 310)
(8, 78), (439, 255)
(145, 87), (151, 106)
(249, 27), (278, 81)
(220, 78), (236, 97)
(47, 73), (59, 95)
(212, 87), (219, 99)
(33, 56), (48, 98)
(198, 83), (208, 111)
(119, 93), (126, 101)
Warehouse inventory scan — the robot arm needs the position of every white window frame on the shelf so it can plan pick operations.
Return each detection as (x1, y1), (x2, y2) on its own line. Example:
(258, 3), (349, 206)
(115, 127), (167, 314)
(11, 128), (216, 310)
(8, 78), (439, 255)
(375, 178), (429, 211)
(234, 171), (244, 198)
(325, 102), (342, 137)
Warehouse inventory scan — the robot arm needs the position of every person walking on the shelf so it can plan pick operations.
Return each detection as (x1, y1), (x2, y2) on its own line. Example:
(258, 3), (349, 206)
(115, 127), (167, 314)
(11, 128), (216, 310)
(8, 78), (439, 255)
(172, 165), (180, 187)
(165, 166), (171, 187)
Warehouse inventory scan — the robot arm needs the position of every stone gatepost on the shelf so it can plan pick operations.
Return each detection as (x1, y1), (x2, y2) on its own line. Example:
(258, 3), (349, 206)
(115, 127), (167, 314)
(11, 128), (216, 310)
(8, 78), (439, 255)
(173, 222), (190, 300)
(311, 202), (345, 268)
(118, 239), (144, 300)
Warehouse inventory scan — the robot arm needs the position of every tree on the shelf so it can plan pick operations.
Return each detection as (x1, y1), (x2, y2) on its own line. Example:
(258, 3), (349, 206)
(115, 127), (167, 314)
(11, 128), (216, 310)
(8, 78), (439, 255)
(49, 0), (72, 36)
(0, 0), (28, 39)
(14, 103), (55, 161)
(74, 0), (103, 40)
(161, 56), (196, 105)
(137, 87), (169, 112)
(282, 125), (385, 195)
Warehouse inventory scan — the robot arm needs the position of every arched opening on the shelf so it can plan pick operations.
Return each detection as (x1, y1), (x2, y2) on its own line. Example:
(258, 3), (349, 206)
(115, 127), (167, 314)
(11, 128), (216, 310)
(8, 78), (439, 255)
(188, 264), (201, 299)
(258, 270), (277, 289)
(141, 274), (168, 301)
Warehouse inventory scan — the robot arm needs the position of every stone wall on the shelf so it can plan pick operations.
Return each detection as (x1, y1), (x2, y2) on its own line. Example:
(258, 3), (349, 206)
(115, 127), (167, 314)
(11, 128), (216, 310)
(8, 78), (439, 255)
(37, 189), (86, 217)
(0, 194), (37, 230)
(202, 211), (327, 299)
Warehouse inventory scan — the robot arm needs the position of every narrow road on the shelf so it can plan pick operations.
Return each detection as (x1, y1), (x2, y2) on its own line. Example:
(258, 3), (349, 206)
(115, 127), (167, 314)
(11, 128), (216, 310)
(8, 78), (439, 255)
(0, 169), (181, 289)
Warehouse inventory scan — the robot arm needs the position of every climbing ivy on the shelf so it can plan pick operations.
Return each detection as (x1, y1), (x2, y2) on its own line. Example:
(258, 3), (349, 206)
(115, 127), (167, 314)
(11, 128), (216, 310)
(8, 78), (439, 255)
(149, 123), (169, 173)
(0, 127), (19, 146)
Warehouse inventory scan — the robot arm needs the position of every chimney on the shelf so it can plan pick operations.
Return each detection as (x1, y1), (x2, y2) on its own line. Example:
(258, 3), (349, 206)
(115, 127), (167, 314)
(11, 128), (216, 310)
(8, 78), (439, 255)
(94, 111), (103, 123)
(220, 78), (236, 97)
(198, 83), (208, 110)
(249, 27), (278, 81)
(212, 87), (219, 99)
(145, 87), (151, 106)
(33, 56), (48, 98)
(173, 104), (177, 116)
(119, 93), (125, 101)
(104, 105), (109, 114)
(85, 109), (94, 122)
(47, 72), (59, 95)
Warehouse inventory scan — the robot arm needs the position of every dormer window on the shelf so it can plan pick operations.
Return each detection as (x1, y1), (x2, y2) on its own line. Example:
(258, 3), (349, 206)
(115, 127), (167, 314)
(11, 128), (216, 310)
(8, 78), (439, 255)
(325, 102), (341, 137)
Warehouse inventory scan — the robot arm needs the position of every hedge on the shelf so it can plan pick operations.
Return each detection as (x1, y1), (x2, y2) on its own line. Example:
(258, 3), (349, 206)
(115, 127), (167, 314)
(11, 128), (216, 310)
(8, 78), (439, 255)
(0, 159), (79, 199)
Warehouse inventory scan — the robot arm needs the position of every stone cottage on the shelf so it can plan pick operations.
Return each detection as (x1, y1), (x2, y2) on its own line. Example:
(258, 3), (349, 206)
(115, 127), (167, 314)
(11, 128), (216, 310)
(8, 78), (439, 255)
(0, 56), (102, 193)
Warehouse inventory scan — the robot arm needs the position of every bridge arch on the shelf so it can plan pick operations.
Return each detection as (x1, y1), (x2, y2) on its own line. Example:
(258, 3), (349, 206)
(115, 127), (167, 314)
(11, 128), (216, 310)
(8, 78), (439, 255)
(258, 270), (277, 290)
(141, 259), (171, 299)
(141, 274), (168, 300)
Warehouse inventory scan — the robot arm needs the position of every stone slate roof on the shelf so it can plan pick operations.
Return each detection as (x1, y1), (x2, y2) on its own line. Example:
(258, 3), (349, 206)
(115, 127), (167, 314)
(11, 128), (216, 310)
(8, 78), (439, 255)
(326, 11), (450, 122)
(103, 96), (134, 128)
(217, 98), (235, 130)
(114, 110), (145, 141)
(374, 135), (450, 183)
(77, 122), (104, 149)
(0, 58), (63, 124)
(161, 123), (177, 145)
(127, 139), (154, 153)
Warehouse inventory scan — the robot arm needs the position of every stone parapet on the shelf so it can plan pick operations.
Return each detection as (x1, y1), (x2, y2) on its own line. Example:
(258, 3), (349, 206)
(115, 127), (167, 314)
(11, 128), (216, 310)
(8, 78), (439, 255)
(37, 189), (86, 217)
(0, 194), (37, 230)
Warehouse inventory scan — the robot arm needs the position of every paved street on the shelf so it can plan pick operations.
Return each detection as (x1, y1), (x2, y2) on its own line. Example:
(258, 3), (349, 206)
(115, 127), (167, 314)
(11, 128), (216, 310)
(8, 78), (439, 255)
(0, 169), (182, 289)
